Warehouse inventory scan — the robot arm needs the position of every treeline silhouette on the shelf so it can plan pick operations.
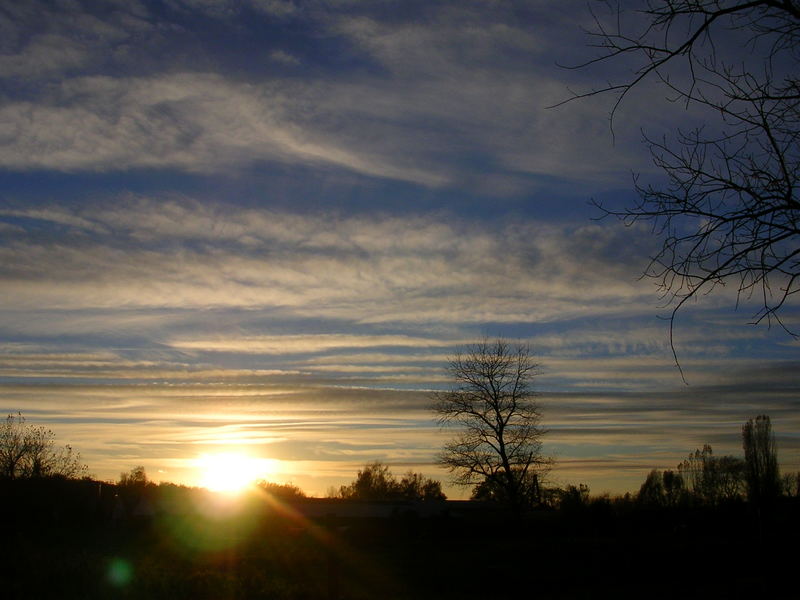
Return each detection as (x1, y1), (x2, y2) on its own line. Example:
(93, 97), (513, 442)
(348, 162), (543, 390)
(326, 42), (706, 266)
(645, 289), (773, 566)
(635, 415), (798, 509)
(2, 413), (798, 599)
(0, 413), (86, 479)
(331, 461), (446, 501)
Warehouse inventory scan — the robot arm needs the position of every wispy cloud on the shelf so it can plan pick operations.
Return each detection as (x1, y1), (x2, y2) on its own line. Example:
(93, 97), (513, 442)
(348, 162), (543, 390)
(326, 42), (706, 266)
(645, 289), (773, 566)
(0, 198), (657, 323)
(0, 1), (659, 190)
(0, 74), (449, 185)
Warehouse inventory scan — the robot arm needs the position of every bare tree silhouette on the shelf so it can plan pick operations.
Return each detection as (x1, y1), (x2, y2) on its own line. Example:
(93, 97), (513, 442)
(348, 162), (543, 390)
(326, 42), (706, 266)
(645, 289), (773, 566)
(562, 1), (800, 376)
(433, 339), (549, 511)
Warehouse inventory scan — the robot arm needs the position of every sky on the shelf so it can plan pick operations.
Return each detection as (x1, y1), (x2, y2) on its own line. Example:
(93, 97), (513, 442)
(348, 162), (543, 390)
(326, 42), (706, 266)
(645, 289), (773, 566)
(1, 0), (798, 498)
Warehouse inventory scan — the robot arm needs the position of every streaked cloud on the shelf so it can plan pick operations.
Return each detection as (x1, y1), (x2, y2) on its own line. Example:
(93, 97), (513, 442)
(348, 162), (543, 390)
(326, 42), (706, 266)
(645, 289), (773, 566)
(169, 334), (460, 354)
(0, 198), (657, 325)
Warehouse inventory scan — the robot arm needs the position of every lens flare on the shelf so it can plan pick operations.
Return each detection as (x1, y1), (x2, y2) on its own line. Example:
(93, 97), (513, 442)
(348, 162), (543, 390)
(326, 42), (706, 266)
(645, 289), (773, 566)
(107, 558), (133, 586)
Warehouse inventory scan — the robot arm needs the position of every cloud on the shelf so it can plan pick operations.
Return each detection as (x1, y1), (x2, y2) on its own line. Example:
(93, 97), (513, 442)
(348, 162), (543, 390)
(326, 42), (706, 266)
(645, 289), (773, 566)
(268, 49), (301, 65)
(0, 1), (658, 191)
(169, 334), (459, 354)
(165, 0), (299, 19)
(0, 73), (449, 185)
(2, 195), (792, 396)
(0, 0), (157, 80)
(249, 0), (298, 18)
(0, 198), (658, 325)
(0, 33), (90, 77)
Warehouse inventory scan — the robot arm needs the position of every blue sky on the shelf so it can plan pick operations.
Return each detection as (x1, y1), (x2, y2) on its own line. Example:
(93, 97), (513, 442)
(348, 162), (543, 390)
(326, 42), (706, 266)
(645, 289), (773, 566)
(1, 0), (798, 497)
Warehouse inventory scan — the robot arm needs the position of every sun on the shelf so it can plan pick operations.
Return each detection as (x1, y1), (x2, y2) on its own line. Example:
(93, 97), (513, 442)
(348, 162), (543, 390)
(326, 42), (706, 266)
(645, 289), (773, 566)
(196, 452), (277, 494)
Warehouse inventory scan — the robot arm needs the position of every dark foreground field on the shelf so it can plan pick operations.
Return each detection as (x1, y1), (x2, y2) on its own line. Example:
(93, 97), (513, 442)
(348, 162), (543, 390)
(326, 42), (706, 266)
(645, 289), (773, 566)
(2, 479), (797, 600)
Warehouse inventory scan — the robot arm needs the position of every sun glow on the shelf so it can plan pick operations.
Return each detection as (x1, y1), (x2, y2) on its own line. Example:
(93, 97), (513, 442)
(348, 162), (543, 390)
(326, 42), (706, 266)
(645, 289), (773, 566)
(196, 452), (278, 494)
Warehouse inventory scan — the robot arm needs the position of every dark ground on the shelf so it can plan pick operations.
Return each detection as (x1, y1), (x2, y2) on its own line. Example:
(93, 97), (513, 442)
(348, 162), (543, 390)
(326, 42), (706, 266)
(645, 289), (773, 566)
(1, 479), (796, 599)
